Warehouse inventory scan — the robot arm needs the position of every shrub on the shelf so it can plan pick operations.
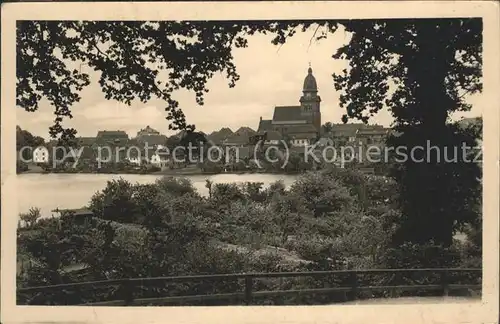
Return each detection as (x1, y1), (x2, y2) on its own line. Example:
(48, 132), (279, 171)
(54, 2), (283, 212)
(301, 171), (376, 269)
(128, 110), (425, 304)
(19, 207), (42, 228)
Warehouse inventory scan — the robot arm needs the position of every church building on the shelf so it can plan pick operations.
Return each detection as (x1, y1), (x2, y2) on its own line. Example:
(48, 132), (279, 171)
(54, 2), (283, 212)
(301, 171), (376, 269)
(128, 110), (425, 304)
(257, 65), (322, 146)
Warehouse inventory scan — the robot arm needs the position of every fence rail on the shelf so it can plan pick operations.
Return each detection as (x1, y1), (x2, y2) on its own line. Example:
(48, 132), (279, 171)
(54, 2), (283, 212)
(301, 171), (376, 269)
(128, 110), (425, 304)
(17, 268), (481, 306)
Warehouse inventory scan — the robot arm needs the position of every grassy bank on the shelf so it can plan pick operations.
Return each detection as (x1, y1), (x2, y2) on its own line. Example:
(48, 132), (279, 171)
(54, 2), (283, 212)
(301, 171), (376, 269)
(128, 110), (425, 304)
(16, 168), (482, 305)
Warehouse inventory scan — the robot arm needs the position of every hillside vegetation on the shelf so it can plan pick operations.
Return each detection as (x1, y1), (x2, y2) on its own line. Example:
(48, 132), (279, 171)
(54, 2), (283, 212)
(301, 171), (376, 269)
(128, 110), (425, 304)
(17, 167), (481, 305)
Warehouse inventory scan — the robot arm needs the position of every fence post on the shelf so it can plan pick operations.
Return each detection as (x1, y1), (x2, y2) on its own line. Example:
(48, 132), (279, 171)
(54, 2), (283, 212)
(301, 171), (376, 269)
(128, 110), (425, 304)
(121, 280), (135, 306)
(441, 270), (449, 297)
(349, 271), (358, 301)
(244, 275), (253, 305)
(390, 272), (400, 298)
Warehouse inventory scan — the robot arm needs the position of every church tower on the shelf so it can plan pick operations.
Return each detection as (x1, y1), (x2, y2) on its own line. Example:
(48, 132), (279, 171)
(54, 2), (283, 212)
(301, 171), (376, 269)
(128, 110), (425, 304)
(299, 65), (321, 134)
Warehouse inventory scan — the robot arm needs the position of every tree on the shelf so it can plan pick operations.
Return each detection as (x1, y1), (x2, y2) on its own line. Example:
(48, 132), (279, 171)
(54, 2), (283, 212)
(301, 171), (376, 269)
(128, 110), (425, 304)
(89, 178), (138, 223)
(291, 171), (355, 216)
(17, 20), (481, 135)
(205, 179), (213, 199)
(211, 183), (244, 206)
(269, 193), (308, 245)
(17, 160), (29, 174)
(132, 183), (162, 226)
(240, 181), (266, 202)
(321, 122), (334, 135)
(329, 20), (482, 246)
(16, 126), (45, 161)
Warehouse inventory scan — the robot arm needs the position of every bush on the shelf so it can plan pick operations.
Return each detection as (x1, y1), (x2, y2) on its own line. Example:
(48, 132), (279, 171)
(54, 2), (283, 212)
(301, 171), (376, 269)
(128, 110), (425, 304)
(89, 178), (137, 223)
(17, 160), (29, 173)
(19, 207), (42, 228)
(17, 167), (482, 305)
(155, 176), (197, 197)
(291, 171), (355, 216)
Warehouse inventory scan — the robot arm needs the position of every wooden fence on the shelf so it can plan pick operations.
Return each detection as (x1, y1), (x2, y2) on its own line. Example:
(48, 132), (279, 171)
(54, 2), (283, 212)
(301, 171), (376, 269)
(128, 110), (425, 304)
(17, 268), (481, 306)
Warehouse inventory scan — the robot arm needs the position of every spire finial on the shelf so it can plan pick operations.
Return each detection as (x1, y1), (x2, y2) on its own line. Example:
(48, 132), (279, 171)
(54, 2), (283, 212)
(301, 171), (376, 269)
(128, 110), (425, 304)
(308, 62), (312, 74)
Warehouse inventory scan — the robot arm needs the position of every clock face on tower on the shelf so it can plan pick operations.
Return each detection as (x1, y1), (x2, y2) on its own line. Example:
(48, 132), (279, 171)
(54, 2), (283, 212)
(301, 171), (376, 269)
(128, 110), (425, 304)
(306, 92), (311, 98)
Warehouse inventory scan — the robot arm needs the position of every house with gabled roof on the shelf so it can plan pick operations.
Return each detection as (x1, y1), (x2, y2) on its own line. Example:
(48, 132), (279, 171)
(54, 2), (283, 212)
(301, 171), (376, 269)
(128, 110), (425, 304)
(356, 127), (390, 145)
(136, 125), (160, 137)
(223, 132), (250, 147)
(96, 130), (129, 146)
(234, 126), (256, 135)
(207, 128), (233, 145)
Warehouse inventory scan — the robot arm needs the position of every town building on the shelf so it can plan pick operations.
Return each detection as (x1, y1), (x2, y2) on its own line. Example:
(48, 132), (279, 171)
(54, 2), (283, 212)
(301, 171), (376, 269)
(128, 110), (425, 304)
(150, 152), (169, 168)
(135, 126), (167, 147)
(94, 130), (130, 162)
(355, 126), (389, 146)
(316, 137), (335, 147)
(222, 127), (256, 147)
(257, 65), (322, 144)
(96, 130), (129, 145)
(33, 146), (49, 164)
(137, 125), (160, 137)
(263, 130), (282, 145)
(55, 208), (94, 226)
(207, 128), (233, 145)
(76, 137), (97, 147)
(325, 123), (389, 147)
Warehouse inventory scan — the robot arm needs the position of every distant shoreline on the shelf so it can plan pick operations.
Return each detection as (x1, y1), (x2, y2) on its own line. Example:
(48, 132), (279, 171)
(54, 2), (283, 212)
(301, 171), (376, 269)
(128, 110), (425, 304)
(17, 169), (302, 176)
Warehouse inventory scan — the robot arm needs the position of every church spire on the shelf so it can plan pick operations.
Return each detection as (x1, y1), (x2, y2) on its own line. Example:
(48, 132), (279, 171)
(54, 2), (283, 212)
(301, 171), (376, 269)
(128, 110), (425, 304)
(303, 64), (317, 92)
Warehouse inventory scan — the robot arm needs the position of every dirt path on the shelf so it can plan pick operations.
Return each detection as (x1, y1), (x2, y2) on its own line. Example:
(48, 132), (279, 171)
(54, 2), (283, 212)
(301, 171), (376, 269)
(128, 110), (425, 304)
(339, 296), (481, 305)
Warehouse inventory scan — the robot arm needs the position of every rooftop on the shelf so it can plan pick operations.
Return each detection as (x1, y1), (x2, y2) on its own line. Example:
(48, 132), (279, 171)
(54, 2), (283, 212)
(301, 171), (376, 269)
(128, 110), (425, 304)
(53, 208), (94, 217)
(137, 125), (160, 135)
(257, 119), (273, 132)
(235, 126), (256, 135)
(303, 66), (318, 92)
(96, 130), (129, 139)
(135, 134), (168, 146)
(272, 106), (305, 122)
(264, 130), (283, 141)
(286, 124), (318, 134)
(224, 132), (250, 145)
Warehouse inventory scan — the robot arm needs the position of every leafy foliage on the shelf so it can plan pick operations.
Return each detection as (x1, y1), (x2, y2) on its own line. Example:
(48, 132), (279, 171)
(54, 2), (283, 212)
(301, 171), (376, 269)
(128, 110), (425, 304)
(19, 207), (42, 228)
(18, 167), (481, 305)
(388, 124), (481, 246)
(16, 126), (45, 161)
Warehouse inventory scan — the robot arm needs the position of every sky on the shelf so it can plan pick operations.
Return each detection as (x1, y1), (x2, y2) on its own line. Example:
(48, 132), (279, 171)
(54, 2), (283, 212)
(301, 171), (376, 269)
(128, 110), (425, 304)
(17, 24), (483, 140)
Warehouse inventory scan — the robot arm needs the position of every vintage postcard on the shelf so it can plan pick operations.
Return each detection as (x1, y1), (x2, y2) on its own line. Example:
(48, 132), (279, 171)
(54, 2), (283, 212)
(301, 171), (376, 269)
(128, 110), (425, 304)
(1, 1), (499, 323)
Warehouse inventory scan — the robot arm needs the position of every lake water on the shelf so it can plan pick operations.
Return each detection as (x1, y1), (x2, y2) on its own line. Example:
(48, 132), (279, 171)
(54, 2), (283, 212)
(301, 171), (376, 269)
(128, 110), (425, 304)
(16, 173), (298, 217)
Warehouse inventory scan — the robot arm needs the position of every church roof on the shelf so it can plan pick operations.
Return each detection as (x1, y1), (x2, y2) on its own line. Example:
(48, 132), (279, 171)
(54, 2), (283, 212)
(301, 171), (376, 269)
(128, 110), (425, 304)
(264, 130), (283, 141)
(257, 119), (273, 132)
(303, 67), (318, 92)
(272, 106), (304, 122)
(286, 124), (318, 134)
